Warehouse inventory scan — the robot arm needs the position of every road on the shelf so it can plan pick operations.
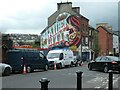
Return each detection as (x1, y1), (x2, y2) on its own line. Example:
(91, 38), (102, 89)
(2, 63), (120, 89)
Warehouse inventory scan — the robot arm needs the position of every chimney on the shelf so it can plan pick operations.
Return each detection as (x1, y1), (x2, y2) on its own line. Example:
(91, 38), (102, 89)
(72, 7), (80, 14)
(57, 2), (72, 10)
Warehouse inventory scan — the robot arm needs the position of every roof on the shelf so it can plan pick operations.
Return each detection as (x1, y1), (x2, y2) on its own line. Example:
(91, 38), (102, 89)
(97, 26), (113, 34)
(40, 2), (89, 34)
(89, 25), (99, 32)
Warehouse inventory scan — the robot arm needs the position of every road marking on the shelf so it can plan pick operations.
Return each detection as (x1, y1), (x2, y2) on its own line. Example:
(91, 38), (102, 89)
(94, 86), (101, 89)
(87, 77), (107, 83)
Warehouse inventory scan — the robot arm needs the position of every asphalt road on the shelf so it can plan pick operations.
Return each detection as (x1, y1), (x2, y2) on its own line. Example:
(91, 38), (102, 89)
(2, 63), (120, 89)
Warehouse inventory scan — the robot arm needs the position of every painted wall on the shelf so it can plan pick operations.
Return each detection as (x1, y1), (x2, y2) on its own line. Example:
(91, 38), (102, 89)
(41, 12), (82, 49)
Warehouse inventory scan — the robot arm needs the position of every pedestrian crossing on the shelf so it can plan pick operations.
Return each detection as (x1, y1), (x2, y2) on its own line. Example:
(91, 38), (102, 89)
(83, 73), (120, 89)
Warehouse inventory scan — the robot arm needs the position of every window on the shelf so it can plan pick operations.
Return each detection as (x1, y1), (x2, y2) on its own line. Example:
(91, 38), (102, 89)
(95, 57), (101, 62)
(39, 53), (44, 58)
(101, 57), (107, 61)
(33, 52), (39, 60)
(59, 53), (63, 60)
(47, 53), (60, 59)
(85, 37), (88, 45)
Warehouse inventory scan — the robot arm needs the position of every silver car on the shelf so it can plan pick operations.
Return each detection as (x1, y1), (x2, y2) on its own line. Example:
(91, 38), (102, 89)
(0, 63), (12, 76)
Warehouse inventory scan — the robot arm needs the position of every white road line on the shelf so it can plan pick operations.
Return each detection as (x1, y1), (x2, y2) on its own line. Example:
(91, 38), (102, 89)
(87, 77), (107, 83)
(94, 86), (101, 89)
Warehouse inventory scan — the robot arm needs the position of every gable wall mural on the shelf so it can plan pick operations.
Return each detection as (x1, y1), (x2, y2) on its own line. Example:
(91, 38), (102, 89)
(41, 12), (82, 49)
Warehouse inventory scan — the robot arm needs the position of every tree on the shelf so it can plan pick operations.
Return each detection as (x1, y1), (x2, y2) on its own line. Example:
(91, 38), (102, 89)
(2, 34), (13, 50)
(32, 40), (40, 48)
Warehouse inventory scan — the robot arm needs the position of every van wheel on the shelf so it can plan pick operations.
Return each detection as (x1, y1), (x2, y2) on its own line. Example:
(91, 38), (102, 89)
(70, 62), (73, 67)
(3, 68), (11, 76)
(26, 66), (32, 73)
(44, 65), (48, 71)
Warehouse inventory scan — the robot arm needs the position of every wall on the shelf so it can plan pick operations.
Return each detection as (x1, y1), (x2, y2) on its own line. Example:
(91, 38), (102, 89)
(98, 27), (108, 55)
(41, 2), (89, 51)
(97, 26), (113, 55)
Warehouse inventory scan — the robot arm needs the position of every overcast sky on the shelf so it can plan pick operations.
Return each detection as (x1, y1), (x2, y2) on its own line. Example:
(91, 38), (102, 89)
(0, 0), (119, 34)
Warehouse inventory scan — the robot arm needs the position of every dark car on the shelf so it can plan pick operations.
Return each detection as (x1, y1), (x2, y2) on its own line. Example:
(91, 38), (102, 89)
(88, 56), (120, 73)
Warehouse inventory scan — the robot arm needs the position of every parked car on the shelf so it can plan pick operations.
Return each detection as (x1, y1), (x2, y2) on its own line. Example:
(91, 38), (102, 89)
(88, 56), (120, 73)
(0, 63), (12, 76)
(6, 49), (49, 73)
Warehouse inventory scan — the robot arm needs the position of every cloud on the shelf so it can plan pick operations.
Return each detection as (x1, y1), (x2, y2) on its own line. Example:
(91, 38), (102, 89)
(0, 0), (119, 34)
(73, 2), (118, 30)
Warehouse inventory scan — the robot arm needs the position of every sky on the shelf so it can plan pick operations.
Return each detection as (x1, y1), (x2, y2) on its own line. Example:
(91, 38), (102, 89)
(0, 0), (119, 34)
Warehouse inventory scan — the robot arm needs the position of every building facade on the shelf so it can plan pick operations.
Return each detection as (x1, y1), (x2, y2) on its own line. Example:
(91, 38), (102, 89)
(40, 2), (89, 58)
(97, 26), (113, 56)
(113, 33), (119, 56)
(88, 26), (99, 59)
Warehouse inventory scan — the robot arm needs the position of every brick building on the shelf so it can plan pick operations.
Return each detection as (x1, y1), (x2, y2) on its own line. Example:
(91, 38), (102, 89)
(97, 26), (113, 56)
(40, 2), (89, 59)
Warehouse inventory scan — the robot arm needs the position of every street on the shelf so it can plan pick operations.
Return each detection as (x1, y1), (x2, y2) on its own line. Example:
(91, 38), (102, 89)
(2, 63), (120, 89)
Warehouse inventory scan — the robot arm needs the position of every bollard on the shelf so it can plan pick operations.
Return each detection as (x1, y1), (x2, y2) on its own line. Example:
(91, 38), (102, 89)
(108, 70), (113, 90)
(39, 78), (50, 90)
(76, 71), (83, 90)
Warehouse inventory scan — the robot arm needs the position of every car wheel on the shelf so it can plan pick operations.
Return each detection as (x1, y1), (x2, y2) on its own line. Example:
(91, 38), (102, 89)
(26, 66), (32, 73)
(104, 66), (109, 73)
(88, 64), (92, 70)
(44, 65), (48, 71)
(3, 67), (11, 76)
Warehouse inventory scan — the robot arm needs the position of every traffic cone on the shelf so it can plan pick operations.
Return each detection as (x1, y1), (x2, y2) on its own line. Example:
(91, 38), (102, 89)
(54, 63), (57, 70)
(23, 64), (27, 74)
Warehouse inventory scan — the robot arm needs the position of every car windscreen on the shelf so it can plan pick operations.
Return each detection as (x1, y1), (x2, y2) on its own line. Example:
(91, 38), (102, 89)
(107, 56), (120, 61)
(47, 53), (60, 59)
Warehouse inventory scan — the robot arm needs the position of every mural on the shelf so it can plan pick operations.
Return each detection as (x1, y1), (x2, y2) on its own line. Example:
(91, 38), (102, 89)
(64, 15), (82, 48)
(41, 12), (82, 48)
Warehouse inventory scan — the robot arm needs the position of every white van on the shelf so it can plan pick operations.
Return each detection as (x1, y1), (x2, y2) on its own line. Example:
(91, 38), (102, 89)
(47, 48), (74, 69)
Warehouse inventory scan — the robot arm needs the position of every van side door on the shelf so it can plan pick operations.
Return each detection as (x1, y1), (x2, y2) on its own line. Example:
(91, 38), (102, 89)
(33, 52), (42, 69)
(39, 52), (47, 68)
(24, 52), (37, 69)
(64, 53), (69, 65)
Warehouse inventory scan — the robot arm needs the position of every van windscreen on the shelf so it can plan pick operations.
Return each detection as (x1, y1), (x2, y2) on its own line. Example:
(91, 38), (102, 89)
(47, 53), (60, 59)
